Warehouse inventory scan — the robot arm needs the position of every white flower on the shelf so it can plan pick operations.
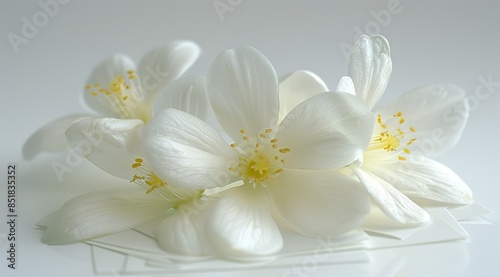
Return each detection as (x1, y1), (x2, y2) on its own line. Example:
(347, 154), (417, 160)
(142, 46), (374, 258)
(41, 175), (208, 255)
(339, 35), (473, 223)
(64, 75), (208, 180)
(23, 41), (200, 159)
(41, 74), (215, 256)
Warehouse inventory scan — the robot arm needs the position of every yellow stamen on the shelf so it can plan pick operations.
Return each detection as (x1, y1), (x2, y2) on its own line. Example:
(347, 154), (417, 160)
(130, 157), (166, 194)
(371, 112), (416, 163)
(279, 148), (290, 153)
(228, 128), (289, 187)
(85, 72), (150, 121)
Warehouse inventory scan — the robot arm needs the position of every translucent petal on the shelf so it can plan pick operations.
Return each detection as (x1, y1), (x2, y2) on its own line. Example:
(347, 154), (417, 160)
(348, 34), (392, 109)
(84, 54), (137, 116)
(267, 169), (370, 237)
(276, 92), (374, 169)
(157, 197), (215, 256)
(137, 41), (201, 104)
(375, 84), (469, 157)
(207, 185), (283, 258)
(352, 167), (430, 224)
(65, 117), (144, 180)
(371, 155), (473, 204)
(207, 46), (279, 142)
(278, 70), (328, 122)
(42, 190), (171, 244)
(336, 76), (356, 95)
(23, 113), (89, 159)
(143, 109), (239, 189)
(153, 75), (208, 120)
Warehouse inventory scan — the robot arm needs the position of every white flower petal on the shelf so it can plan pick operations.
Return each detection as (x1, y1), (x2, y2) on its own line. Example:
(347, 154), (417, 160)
(348, 34), (392, 109)
(207, 46), (279, 141)
(267, 169), (370, 237)
(275, 92), (374, 169)
(137, 41), (201, 104)
(84, 54), (137, 116)
(352, 167), (430, 224)
(65, 117), (144, 180)
(278, 70), (328, 122)
(157, 197), (215, 256)
(208, 185), (283, 258)
(23, 113), (89, 159)
(372, 155), (473, 204)
(153, 75), (208, 120)
(336, 76), (356, 95)
(375, 84), (469, 157)
(42, 189), (171, 244)
(143, 109), (239, 189)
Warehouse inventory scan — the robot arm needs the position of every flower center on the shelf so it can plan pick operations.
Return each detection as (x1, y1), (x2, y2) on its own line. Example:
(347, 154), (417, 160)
(86, 70), (150, 122)
(130, 158), (166, 194)
(368, 112), (416, 161)
(228, 128), (289, 187)
(130, 158), (204, 208)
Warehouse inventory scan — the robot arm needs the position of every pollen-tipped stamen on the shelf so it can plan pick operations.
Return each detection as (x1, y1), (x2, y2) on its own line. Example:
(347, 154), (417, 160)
(228, 128), (290, 187)
(130, 157), (166, 194)
(369, 112), (417, 162)
(86, 70), (146, 120)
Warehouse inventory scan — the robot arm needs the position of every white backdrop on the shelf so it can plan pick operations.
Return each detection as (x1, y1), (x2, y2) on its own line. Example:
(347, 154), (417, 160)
(1, 1), (499, 276)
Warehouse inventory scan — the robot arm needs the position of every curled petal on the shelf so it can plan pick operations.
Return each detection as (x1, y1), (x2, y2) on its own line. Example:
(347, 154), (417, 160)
(278, 70), (328, 122)
(268, 169), (370, 237)
(207, 46), (279, 142)
(207, 185), (283, 258)
(42, 190), (172, 244)
(143, 109), (239, 189)
(276, 92), (374, 169)
(65, 117), (144, 180)
(348, 34), (392, 109)
(372, 156), (473, 204)
(352, 167), (430, 224)
(23, 113), (89, 159)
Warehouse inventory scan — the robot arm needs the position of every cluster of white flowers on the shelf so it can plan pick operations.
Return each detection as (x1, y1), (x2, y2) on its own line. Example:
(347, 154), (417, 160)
(26, 35), (473, 259)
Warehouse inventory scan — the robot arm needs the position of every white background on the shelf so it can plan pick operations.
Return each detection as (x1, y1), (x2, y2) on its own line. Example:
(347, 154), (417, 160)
(1, 0), (499, 276)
